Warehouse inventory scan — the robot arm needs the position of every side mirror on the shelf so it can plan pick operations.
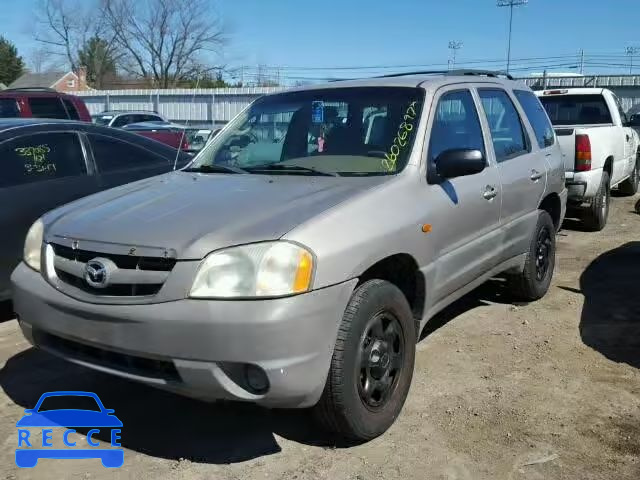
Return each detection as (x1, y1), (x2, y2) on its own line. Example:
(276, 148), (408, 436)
(628, 115), (640, 127)
(434, 149), (486, 179)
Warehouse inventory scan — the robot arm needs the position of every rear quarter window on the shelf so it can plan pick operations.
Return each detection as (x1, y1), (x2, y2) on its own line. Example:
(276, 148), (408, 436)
(62, 98), (81, 120)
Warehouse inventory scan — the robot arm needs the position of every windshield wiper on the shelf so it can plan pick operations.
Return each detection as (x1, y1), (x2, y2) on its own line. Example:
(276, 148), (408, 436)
(245, 164), (339, 177)
(182, 164), (248, 174)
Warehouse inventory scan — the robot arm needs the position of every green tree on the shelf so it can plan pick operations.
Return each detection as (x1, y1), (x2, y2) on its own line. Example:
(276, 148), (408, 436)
(78, 36), (117, 88)
(0, 36), (25, 85)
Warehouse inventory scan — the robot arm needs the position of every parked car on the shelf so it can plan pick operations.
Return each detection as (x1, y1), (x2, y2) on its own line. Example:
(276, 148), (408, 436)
(11, 71), (566, 441)
(92, 110), (167, 128)
(0, 87), (91, 122)
(122, 121), (191, 151)
(0, 118), (191, 301)
(536, 88), (640, 230)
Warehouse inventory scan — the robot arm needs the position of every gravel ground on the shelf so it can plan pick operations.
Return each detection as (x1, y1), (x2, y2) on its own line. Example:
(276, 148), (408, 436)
(1, 194), (639, 480)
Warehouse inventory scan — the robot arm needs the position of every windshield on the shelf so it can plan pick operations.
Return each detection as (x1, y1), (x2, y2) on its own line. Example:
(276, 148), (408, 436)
(92, 114), (114, 126)
(188, 87), (424, 176)
(540, 94), (613, 126)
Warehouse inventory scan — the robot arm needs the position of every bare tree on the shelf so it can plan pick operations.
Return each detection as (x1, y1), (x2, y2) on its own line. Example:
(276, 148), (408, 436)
(35, 0), (121, 86)
(102, 0), (226, 88)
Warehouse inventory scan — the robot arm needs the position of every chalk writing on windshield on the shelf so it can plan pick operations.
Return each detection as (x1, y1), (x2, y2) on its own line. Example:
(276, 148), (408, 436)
(382, 101), (418, 172)
(15, 145), (56, 174)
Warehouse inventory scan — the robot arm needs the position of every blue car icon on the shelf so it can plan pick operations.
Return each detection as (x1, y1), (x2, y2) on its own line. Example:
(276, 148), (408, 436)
(16, 391), (123, 468)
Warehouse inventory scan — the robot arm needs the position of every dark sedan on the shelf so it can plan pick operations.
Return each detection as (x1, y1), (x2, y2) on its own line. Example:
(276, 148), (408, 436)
(0, 119), (192, 300)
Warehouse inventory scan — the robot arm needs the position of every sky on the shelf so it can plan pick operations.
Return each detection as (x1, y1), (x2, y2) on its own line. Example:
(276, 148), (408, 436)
(2, 0), (640, 83)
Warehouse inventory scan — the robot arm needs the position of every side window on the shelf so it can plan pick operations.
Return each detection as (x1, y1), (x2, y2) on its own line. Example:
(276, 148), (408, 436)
(0, 98), (20, 118)
(514, 90), (555, 149)
(111, 115), (132, 128)
(0, 132), (86, 188)
(28, 97), (69, 119)
(478, 89), (529, 162)
(62, 99), (80, 120)
(143, 114), (163, 123)
(428, 90), (485, 162)
(88, 134), (168, 172)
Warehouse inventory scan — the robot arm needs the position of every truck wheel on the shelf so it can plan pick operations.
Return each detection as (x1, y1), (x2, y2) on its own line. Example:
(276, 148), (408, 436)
(507, 210), (556, 301)
(314, 279), (416, 442)
(583, 171), (610, 231)
(618, 158), (639, 196)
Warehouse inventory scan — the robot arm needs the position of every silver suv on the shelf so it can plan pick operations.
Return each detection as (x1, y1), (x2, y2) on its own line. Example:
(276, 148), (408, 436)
(12, 70), (567, 442)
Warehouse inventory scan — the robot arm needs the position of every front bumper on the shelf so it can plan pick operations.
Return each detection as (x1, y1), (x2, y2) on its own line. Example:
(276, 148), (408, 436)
(11, 262), (357, 408)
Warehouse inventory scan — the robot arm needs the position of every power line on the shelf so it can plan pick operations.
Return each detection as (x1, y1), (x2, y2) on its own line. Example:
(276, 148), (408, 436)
(497, 0), (528, 73)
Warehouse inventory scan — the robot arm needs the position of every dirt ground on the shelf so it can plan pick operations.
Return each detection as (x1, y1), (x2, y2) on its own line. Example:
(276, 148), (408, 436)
(1, 194), (639, 480)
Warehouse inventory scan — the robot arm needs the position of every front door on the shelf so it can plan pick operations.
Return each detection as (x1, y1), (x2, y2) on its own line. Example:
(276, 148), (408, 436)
(477, 88), (547, 262)
(425, 88), (502, 305)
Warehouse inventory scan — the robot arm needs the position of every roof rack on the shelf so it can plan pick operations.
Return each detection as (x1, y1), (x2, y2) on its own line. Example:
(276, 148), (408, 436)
(374, 69), (514, 81)
(2, 87), (59, 93)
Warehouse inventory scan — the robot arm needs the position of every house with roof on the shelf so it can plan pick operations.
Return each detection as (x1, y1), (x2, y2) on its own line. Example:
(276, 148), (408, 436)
(9, 68), (90, 93)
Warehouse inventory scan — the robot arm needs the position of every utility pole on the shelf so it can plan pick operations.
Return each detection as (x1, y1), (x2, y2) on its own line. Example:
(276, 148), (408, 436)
(497, 0), (528, 74)
(448, 41), (463, 70)
(626, 47), (640, 75)
(579, 49), (585, 75)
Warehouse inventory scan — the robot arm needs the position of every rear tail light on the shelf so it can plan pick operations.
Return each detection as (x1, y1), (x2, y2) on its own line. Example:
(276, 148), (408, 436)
(575, 134), (592, 171)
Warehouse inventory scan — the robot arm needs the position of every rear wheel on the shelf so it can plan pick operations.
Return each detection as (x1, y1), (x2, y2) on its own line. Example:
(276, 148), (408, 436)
(507, 210), (556, 301)
(618, 156), (639, 196)
(314, 279), (416, 442)
(583, 171), (610, 231)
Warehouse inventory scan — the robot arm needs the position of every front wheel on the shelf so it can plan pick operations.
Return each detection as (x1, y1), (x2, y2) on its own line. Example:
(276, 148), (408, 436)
(314, 279), (416, 442)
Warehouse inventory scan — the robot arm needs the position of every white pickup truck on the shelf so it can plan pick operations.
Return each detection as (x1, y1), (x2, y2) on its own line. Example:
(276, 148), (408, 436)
(536, 88), (640, 230)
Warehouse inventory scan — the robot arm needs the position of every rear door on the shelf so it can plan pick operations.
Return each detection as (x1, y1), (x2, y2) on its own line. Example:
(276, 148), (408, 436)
(425, 87), (502, 304)
(86, 133), (173, 189)
(612, 94), (636, 177)
(477, 87), (547, 261)
(0, 131), (98, 296)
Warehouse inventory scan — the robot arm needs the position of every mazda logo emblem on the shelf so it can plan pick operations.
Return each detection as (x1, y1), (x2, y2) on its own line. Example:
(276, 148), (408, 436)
(84, 258), (111, 289)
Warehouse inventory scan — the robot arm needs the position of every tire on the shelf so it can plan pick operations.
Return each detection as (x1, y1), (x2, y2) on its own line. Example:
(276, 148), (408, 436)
(582, 171), (610, 231)
(636, 197), (640, 214)
(618, 157), (639, 196)
(314, 279), (416, 442)
(508, 210), (556, 302)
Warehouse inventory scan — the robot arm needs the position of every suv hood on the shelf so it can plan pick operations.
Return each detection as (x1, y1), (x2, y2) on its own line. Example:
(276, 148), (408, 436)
(46, 172), (386, 259)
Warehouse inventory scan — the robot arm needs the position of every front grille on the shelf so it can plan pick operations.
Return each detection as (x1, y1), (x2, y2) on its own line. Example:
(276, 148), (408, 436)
(50, 243), (175, 298)
(52, 243), (176, 271)
(34, 330), (181, 382)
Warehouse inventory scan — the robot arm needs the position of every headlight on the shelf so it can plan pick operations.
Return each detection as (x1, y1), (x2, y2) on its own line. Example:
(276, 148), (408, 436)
(24, 218), (44, 272)
(189, 241), (314, 298)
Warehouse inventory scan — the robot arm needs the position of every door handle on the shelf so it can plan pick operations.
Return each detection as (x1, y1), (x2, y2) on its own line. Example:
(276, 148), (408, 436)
(530, 169), (543, 181)
(626, 134), (631, 142)
(483, 185), (497, 200)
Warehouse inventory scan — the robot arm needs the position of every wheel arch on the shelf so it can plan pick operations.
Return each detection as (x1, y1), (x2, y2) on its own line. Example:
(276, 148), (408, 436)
(356, 253), (426, 325)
